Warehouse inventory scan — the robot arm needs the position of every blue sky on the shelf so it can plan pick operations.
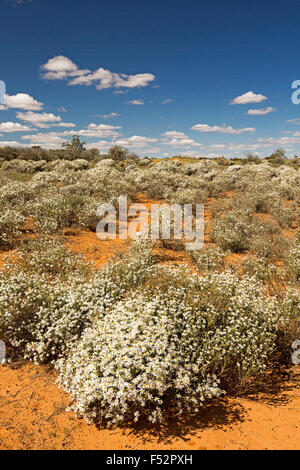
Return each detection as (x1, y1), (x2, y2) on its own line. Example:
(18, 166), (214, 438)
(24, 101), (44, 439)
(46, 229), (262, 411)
(1, 0), (300, 158)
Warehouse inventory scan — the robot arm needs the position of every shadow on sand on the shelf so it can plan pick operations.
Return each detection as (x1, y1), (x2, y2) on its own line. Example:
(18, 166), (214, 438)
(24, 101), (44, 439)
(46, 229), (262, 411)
(119, 366), (299, 445)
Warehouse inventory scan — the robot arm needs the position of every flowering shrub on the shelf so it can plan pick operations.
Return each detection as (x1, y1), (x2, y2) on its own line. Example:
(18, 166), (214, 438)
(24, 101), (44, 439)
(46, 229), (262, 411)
(0, 156), (299, 428)
(211, 210), (255, 252)
(0, 209), (25, 246)
(190, 245), (227, 272)
(284, 244), (300, 283)
(56, 269), (286, 426)
(8, 237), (91, 279)
(241, 255), (281, 283)
(0, 241), (154, 363)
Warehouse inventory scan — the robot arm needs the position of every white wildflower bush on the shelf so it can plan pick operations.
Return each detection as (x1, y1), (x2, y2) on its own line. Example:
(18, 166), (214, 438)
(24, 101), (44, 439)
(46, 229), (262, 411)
(0, 155), (299, 427)
(7, 237), (91, 279)
(276, 288), (300, 361)
(44, 159), (89, 172)
(56, 268), (288, 426)
(211, 209), (255, 252)
(30, 194), (75, 233)
(0, 209), (25, 246)
(241, 255), (281, 284)
(0, 241), (155, 363)
(190, 245), (227, 272)
(1, 159), (47, 174)
(284, 243), (300, 283)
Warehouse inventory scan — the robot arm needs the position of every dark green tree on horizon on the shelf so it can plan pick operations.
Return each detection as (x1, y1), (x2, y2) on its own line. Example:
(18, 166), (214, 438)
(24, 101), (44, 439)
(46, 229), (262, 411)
(62, 135), (86, 151)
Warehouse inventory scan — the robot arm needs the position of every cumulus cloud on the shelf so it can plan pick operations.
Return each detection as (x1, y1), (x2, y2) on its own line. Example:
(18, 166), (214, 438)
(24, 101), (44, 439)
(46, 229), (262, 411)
(286, 118), (300, 124)
(191, 123), (255, 134)
(126, 100), (144, 105)
(16, 111), (75, 128)
(98, 112), (120, 119)
(56, 122), (76, 127)
(247, 107), (275, 115)
(115, 135), (157, 148)
(162, 131), (187, 139)
(230, 91), (267, 105)
(16, 111), (60, 126)
(0, 122), (33, 132)
(71, 123), (121, 138)
(41, 55), (155, 91)
(161, 130), (202, 147)
(257, 136), (300, 147)
(42, 55), (78, 73)
(22, 132), (66, 148)
(85, 140), (112, 151)
(207, 144), (226, 150)
(0, 140), (25, 147)
(0, 93), (43, 111)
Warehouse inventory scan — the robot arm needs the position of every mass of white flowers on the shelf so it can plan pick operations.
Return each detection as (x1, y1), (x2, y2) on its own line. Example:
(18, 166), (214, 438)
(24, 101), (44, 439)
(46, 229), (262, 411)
(0, 155), (299, 427)
(55, 268), (288, 425)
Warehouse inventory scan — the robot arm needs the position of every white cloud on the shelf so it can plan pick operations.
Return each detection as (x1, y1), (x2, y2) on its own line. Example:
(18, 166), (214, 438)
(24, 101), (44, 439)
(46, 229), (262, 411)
(115, 135), (157, 148)
(99, 112), (120, 119)
(231, 91), (267, 105)
(22, 132), (66, 148)
(126, 100), (144, 105)
(85, 140), (112, 150)
(114, 89), (129, 95)
(0, 93), (43, 111)
(0, 140), (26, 147)
(257, 136), (300, 147)
(247, 107), (275, 115)
(161, 99), (173, 104)
(56, 122), (76, 127)
(16, 111), (75, 128)
(286, 118), (300, 124)
(70, 70), (155, 90)
(71, 123), (121, 138)
(163, 138), (202, 147)
(0, 122), (33, 132)
(161, 130), (202, 147)
(41, 56), (155, 91)
(162, 131), (187, 139)
(16, 111), (61, 126)
(226, 143), (261, 152)
(42, 55), (78, 73)
(207, 144), (226, 150)
(191, 123), (255, 134)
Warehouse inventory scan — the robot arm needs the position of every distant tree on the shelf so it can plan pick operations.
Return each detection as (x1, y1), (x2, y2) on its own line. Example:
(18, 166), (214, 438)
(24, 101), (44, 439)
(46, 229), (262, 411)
(266, 148), (287, 165)
(62, 135), (86, 151)
(246, 153), (259, 163)
(269, 148), (286, 159)
(105, 145), (138, 162)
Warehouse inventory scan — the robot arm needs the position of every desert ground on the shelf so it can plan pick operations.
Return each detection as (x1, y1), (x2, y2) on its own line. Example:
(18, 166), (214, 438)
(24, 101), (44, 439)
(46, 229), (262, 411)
(0, 154), (299, 450)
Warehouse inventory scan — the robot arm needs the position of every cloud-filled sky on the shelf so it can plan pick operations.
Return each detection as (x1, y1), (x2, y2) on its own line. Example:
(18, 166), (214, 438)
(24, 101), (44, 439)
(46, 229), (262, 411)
(1, 0), (300, 158)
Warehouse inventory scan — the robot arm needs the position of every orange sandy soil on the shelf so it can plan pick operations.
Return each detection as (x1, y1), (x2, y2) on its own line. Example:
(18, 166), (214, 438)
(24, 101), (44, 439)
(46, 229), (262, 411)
(0, 363), (299, 450)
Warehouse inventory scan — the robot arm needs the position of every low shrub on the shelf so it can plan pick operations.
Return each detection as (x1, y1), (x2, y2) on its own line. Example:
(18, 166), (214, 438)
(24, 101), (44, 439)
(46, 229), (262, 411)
(56, 270), (287, 426)
(190, 245), (226, 272)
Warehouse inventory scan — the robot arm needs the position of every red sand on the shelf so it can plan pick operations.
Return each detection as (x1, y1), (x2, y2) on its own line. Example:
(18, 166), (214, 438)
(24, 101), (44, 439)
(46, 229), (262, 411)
(0, 363), (299, 450)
